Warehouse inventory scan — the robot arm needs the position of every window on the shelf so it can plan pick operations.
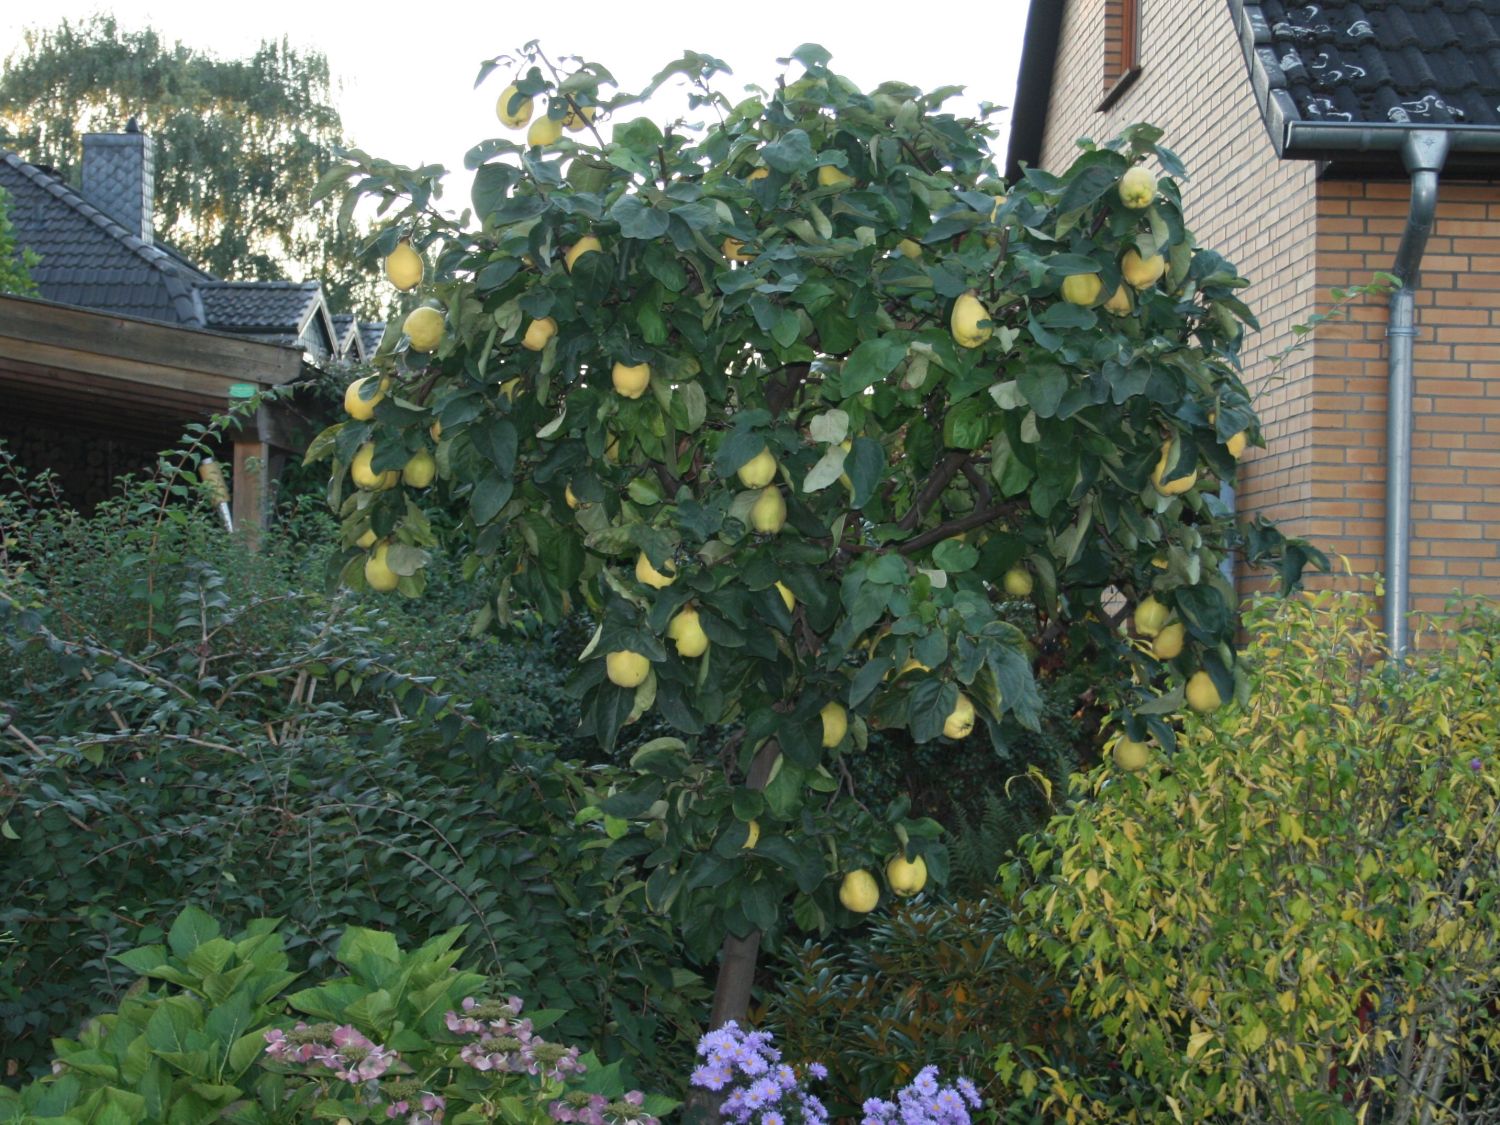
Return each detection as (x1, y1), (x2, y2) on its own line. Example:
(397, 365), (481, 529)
(1100, 0), (1143, 109)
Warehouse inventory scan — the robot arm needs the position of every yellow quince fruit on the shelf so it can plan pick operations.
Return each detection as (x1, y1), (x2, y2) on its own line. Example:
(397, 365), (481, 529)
(950, 292), (993, 349)
(612, 361), (651, 400)
(496, 84), (534, 129)
(820, 701), (848, 748)
(736, 447), (778, 489)
(1061, 273), (1103, 306)
(634, 552), (676, 589)
(943, 692), (976, 739)
(1118, 166), (1157, 210)
(1122, 249), (1166, 289)
(364, 543), (399, 592)
(384, 241), (423, 291)
(605, 650), (650, 688)
(403, 306), (444, 352)
(749, 486), (787, 533)
(667, 607), (709, 658)
(521, 317), (557, 352)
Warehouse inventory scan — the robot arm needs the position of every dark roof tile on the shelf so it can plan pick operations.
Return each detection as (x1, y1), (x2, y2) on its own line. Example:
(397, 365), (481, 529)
(1246, 0), (1500, 128)
(2, 144), (355, 363)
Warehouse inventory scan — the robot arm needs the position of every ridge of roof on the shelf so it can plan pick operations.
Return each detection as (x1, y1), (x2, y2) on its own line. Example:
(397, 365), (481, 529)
(0, 149), (205, 325)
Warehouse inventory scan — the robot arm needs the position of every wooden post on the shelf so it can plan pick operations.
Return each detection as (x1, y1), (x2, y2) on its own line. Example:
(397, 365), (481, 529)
(231, 438), (269, 548)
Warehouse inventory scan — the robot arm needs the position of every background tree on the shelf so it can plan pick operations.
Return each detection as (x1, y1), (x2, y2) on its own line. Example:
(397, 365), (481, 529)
(0, 16), (379, 317)
(0, 187), (38, 295)
(312, 44), (1319, 1035)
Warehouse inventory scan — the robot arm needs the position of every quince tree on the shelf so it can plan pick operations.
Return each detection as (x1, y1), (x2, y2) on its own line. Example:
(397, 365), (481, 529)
(308, 43), (1320, 1027)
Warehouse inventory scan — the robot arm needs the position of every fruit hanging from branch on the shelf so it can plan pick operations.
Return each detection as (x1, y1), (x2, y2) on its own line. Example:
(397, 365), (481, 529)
(307, 42), (1323, 1026)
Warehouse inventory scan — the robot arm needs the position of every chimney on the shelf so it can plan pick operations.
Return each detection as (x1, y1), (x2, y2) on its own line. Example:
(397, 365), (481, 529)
(80, 120), (155, 244)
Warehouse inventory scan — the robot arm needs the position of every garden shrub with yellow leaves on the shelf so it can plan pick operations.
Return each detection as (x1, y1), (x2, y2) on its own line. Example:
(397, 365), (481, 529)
(1000, 589), (1500, 1123)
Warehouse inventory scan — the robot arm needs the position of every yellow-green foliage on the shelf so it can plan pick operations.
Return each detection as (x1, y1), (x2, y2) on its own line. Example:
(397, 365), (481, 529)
(1002, 590), (1500, 1123)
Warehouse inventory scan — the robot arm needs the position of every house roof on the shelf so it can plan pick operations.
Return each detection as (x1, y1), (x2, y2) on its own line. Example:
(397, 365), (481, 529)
(1, 144), (356, 358)
(0, 151), (206, 325)
(1230, 0), (1500, 164)
(1005, 0), (1500, 179)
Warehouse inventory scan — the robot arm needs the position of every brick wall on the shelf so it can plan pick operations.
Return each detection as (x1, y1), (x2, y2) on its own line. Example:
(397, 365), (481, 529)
(1312, 181), (1500, 613)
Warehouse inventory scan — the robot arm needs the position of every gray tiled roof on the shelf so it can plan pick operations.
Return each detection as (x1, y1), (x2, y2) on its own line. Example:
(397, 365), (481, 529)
(358, 321), (387, 357)
(198, 280), (338, 359)
(1, 145), (357, 354)
(1239, 0), (1500, 127)
(0, 151), (205, 325)
(331, 313), (363, 361)
(200, 280), (322, 333)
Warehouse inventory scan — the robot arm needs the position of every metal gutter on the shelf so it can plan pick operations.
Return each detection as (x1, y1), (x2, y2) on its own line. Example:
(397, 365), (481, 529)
(1381, 132), (1449, 657)
(1283, 122), (1500, 160)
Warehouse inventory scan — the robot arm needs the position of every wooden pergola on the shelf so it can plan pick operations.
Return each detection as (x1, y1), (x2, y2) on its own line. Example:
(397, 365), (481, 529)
(0, 293), (309, 538)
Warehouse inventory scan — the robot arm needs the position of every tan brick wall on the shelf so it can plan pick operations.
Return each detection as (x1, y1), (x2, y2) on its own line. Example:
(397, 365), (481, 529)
(1033, 0), (1321, 555)
(1313, 181), (1500, 614)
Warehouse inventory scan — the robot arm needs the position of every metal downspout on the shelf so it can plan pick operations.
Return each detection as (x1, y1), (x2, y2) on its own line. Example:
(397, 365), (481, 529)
(1384, 131), (1449, 657)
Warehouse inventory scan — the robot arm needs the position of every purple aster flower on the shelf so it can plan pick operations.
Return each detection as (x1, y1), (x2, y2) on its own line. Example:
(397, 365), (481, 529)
(806, 1062), (828, 1080)
(955, 1078), (980, 1109)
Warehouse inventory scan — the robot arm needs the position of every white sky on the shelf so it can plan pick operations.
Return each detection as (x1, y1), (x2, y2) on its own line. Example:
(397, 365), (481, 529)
(0, 0), (1030, 212)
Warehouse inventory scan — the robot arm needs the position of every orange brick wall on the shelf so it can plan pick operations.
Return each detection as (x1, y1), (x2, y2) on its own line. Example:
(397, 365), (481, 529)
(1312, 181), (1500, 614)
(1034, 0), (1322, 551)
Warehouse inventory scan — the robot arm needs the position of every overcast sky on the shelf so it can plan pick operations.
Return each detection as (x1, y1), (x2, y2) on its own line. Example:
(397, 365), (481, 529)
(1, 0), (1031, 205)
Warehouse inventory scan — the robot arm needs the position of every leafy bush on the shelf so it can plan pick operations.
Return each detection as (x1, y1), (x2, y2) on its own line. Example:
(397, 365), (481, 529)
(1001, 589), (1500, 1122)
(762, 896), (1100, 1120)
(0, 907), (675, 1124)
(0, 442), (706, 1087)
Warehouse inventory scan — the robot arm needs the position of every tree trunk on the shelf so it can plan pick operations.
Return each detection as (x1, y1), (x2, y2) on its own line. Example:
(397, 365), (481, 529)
(683, 738), (781, 1124)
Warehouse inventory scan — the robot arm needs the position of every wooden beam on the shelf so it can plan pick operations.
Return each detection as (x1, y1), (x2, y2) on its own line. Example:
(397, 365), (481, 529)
(232, 439), (269, 547)
(0, 294), (305, 385)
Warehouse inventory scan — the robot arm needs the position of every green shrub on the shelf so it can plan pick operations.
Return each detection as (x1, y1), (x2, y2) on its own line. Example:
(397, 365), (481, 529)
(0, 441), (706, 1088)
(761, 895), (1103, 1120)
(0, 907), (675, 1124)
(1001, 589), (1500, 1122)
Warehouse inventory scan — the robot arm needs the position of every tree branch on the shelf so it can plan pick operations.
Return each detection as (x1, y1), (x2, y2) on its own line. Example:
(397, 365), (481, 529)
(765, 362), (812, 419)
(896, 451), (968, 531)
(897, 501), (1020, 556)
(959, 460), (993, 508)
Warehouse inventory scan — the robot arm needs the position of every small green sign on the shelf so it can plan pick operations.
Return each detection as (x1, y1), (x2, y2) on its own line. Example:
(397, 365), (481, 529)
(228, 383), (257, 400)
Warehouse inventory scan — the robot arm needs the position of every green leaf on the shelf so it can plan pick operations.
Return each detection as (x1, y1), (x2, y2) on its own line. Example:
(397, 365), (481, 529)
(1175, 583), (1229, 641)
(167, 907), (221, 960)
(840, 337), (906, 394)
(1055, 152), (1128, 215)
(470, 417), (518, 474)
(471, 475), (513, 525)
(1017, 362), (1068, 419)
(988, 644), (1042, 730)
(761, 129), (816, 174)
(942, 398), (990, 449)
(609, 195), (671, 240)
(145, 998), (200, 1058)
(847, 438), (885, 508)
(932, 540), (979, 573)
(908, 678), (957, 743)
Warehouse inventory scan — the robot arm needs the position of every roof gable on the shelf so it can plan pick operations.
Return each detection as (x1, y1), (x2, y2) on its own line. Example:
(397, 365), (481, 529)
(0, 151), (204, 325)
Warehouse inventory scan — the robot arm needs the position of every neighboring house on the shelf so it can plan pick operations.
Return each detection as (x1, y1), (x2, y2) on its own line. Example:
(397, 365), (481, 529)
(1008, 0), (1500, 648)
(0, 124), (374, 530)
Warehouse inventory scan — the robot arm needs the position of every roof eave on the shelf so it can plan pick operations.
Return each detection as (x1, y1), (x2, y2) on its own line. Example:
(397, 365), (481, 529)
(1004, 0), (1066, 182)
